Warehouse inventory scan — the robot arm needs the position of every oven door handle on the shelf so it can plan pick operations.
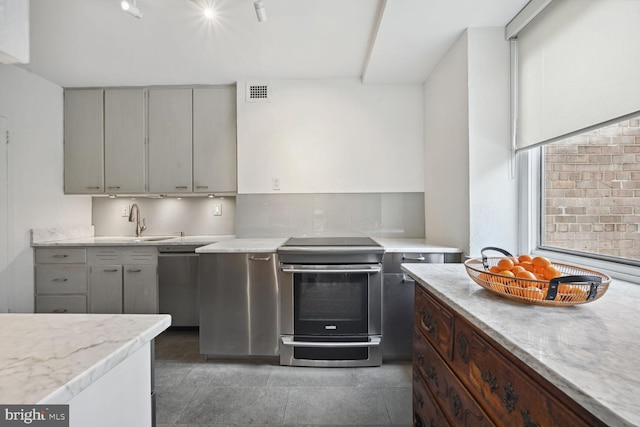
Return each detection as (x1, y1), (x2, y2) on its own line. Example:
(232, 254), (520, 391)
(281, 266), (382, 274)
(280, 336), (381, 348)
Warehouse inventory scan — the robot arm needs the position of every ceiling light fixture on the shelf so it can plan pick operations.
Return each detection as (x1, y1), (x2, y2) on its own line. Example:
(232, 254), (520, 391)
(121, 0), (143, 19)
(203, 6), (215, 19)
(254, 0), (267, 22)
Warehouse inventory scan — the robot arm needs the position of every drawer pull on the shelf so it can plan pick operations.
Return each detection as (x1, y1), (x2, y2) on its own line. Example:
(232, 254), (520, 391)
(503, 382), (518, 413)
(52, 254), (69, 258)
(52, 308), (68, 313)
(127, 269), (142, 273)
(52, 278), (68, 282)
(107, 186), (121, 189)
(419, 307), (437, 333)
(250, 255), (271, 262)
(104, 269), (119, 272)
(175, 186), (189, 189)
(85, 186), (101, 190)
(521, 410), (539, 427)
(196, 185), (209, 189)
(403, 255), (425, 261)
(482, 370), (499, 392)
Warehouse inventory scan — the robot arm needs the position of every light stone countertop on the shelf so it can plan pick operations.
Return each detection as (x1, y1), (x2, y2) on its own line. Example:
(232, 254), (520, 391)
(195, 238), (289, 254)
(401, 263), (639, 427)
(31, 234), (236, 247)
(372, 238), (463, 253)
(0, 313), (170, 404)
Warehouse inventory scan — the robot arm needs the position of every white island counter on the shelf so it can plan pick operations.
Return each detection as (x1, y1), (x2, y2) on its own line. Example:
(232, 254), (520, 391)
(402, 263), (640, 427)
(0, 313), (170, 426)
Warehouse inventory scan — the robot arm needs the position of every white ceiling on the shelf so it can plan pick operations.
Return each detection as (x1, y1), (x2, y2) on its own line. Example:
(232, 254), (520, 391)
(22, 0), (529, 88)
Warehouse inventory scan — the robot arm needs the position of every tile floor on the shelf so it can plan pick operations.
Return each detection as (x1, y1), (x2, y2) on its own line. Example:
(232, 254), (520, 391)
(155, 329), (413, 427)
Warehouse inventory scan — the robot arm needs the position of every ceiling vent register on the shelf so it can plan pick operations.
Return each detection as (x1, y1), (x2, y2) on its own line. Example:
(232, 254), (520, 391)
(246, 83), (270, 103)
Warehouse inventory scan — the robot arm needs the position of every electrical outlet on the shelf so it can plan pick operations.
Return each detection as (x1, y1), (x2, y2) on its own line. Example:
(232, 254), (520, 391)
(213, 203), (222, 216)
(272, 177), (280, 190)
(121, 205), (130, 217)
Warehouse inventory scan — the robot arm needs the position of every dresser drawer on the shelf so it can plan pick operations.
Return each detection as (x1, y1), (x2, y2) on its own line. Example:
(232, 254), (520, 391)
(451, 316), (600, 427)
(414, 328), (495, 427)
(413, 369), (450, 427)
(36, 295), (87, 313)
(35, 248), (87, 264)
(414, 286), (454, 359)
(35, 265), (87, 294)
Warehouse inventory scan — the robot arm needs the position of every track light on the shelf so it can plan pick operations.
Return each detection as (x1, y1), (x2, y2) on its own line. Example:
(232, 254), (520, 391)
(254, 0), (267, 22)
(121, 0), (143, 19)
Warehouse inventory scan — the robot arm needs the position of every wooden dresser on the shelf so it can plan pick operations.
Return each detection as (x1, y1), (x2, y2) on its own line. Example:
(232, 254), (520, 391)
(412, 284), (607, 427)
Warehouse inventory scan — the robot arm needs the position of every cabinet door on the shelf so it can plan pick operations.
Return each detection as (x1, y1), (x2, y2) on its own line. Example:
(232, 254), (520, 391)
(64, 89), (104, 194)
(89, 265), (123, 313)
(193, 87), (237, 193)
(148, 89), (192, 193)
(104, 89), (146, 193)
(123, 264), (158, 314)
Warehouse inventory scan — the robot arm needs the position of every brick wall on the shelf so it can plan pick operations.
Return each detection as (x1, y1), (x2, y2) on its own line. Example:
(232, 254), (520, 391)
(544, 118), (640, 261)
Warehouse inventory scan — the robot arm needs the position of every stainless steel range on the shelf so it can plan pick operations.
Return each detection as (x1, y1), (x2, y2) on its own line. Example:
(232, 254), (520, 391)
(277, 237), (385, 367)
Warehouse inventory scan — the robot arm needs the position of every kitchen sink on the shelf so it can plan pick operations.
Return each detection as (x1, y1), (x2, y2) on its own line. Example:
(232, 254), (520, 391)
(133, 236), (177, 242)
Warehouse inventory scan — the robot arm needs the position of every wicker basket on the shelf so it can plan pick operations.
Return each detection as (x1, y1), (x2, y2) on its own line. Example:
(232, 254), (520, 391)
(464, 247), (611, 306)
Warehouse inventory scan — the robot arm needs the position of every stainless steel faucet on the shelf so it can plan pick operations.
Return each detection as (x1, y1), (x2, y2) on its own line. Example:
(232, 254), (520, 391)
(128, 203), (147, 237)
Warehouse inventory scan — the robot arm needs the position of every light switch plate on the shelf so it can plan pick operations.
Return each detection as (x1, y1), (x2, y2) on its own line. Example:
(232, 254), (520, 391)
(272, 177), (280, 190)
(121, 205), (129, 217)
(213, 203), (222, 216)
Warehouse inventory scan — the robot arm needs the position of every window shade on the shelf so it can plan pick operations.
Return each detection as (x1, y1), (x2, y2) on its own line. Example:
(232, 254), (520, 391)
(517, 0), (640, 151)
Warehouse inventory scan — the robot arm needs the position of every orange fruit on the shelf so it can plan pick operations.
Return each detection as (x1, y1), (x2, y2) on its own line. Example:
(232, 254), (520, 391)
(522, 286), (544, 300)
(511, 265), (526, 275)
(497, 258), (515, 271)
(516, 271), (536, 280)
(489, 266), (501, 274)
(543, 265), (562, 280)
(532, 256), (551, 269)
(520, 262), (535, 273)
(498, 270), (515, 277)
(518, 254), (533, 263)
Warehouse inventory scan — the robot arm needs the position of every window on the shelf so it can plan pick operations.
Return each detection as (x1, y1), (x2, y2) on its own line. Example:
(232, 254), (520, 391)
(541, 117), (640, 265)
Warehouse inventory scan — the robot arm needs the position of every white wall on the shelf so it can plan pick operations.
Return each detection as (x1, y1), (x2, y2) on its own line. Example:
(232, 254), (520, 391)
(424, 32), (470, 254)
(423, 28), (517, 257)
(237, 79), (424, 194)
(0, 64), (92, 312)
(467, 28), (517, 257)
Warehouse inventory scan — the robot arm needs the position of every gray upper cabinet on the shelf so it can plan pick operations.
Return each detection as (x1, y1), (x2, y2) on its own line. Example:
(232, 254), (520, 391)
(64, 89), (104, 194)
(193, 87), (237, 193)
(148, 88), (193, 193)
(104, 89), (146, 194)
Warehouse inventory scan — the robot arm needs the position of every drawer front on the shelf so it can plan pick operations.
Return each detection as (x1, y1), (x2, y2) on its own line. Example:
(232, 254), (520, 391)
(88, 247), (157, 265)
(384, 252), (445, 273)
(36, 295), (87, 313)
(414, 329), (495, 427)
(35, 248), (87, 264)
(35, 265), (87, 294)
(413, 369), (450, 427)
(414, 286), (454, 359)
(451, 317), (597, 427)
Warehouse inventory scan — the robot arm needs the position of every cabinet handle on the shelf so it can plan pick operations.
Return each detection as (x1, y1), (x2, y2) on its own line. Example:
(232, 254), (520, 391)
(52, 308), (68, 313)
(85, 186), (100, 190)
(127, 269), (142, 273)
(107, 186), (121, 189)
(52, 278), (68, 282)
(52, 254), (68, 258)
(196, 185), (209, 189)
(104, 268), (119, 272)
(403, 255), (425, 261)
(250, 255), (271, 262)
(419, 307), (437, 333)
(175, 186), (189, 190)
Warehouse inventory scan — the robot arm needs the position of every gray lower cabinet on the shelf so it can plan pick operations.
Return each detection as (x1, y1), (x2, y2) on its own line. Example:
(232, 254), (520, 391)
(199, 253), (279, 357)
(88, 247), (158, 315)
(382, 251), (462, 360)
(34, 248), (88, 313)
(89, 265), (123, 313)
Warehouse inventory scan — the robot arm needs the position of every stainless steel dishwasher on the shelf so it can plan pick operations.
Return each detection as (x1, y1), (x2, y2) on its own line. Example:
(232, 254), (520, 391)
(199, 252), (279, 357)
(158, 245), (200, 327)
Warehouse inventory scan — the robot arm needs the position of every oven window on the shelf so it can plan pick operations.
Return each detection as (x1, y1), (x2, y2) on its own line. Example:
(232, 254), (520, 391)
(294, 272), (368, 335)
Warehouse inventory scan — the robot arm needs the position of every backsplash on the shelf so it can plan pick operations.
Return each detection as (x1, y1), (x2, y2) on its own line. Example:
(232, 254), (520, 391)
(92, 197), (236, 237)
(235, 193), (425, 238)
